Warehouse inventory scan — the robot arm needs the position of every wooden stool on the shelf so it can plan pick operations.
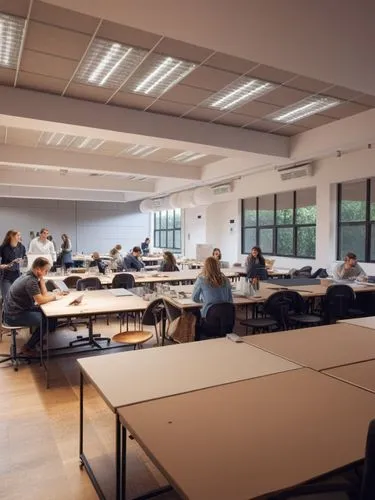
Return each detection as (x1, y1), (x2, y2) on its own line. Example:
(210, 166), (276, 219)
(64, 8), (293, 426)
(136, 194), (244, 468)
(112, 330), (153, 350)
(0, 323), (31, 371)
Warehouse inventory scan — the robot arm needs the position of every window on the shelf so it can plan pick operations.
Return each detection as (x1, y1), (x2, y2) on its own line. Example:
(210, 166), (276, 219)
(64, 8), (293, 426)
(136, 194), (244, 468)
(154, 208), (181, 252)
(337, 178), (375, 262)
(241, 188), (316, 258)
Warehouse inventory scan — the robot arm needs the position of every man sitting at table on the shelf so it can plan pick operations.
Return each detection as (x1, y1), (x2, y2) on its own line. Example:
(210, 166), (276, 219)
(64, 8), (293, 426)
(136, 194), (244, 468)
(332, 252), (367, 281)
(3, 257), (64, 356)
(124, 246), (145, 272)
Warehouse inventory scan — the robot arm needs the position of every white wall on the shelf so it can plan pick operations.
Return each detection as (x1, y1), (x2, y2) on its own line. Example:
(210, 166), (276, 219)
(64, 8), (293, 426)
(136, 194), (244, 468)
(0, 198), (150, 254)
(203, 147), (375, 275)
(184, 206), (207, 258)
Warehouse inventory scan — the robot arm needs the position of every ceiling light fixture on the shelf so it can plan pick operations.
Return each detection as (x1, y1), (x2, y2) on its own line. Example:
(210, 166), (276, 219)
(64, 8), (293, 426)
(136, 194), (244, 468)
(130, 55), (196, 98)
(122, 144), (160, 157)
(269, 96), (341, 123)
(170, 151), (207, 163)
(75, 38), (147, 89)
(69, 137), (105, 150)
(204, 77), (276, 111)
(0, 13), (25, 69)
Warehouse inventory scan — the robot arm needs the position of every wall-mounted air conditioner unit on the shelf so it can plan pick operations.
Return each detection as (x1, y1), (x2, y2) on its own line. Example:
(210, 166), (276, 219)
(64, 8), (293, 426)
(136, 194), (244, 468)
(212, 183), (233, 195)
(151, 198), (163, 209)
(277, 163), (313, 181)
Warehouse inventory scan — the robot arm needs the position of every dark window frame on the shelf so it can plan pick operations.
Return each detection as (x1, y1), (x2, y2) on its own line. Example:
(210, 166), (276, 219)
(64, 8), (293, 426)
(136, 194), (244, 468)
(241, 190), (316, 258)
(154, 208), (181, 252)
(337, 179), (375, 262)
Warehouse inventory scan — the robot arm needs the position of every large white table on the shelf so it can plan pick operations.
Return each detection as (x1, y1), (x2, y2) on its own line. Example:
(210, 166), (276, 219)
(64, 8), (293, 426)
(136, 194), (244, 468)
(339, 315), (375, 330)
(77, 338), (299, 499)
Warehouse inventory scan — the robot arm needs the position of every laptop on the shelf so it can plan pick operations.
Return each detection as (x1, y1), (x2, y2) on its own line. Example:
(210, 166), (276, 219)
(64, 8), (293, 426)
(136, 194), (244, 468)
(50, 280), (70, 292)
(67, 293), (84, 306)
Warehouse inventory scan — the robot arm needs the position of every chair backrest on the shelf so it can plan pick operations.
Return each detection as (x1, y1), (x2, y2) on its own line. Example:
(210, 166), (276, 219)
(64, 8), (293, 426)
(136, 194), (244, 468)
(324, 284), (355, 322)
(45, 280), (56, 292)
(76, 277), (102, 291)
(205, 302), (236, 337)
(142, 298), (165, 326)
(63, 275), (81, 288)
(263, 291), (295, 330)
(361, 419), (375, 500)
(112, 272), (135, 289)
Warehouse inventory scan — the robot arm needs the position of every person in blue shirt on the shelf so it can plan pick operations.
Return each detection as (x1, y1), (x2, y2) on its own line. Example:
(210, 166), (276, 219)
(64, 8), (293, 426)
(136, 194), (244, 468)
(0, 229), (26, 302)
(124, 246), (145, 271)
(192, 256), (233, 318)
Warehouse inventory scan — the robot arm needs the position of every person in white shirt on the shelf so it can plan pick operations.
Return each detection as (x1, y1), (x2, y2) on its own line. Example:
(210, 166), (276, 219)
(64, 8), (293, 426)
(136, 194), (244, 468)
(332, 252), (367, 281)
(28, 227), (56, 262)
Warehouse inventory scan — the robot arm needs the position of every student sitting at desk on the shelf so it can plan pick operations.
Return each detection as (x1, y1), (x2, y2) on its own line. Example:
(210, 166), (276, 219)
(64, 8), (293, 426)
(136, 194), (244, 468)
(332, 252), (367, 281)
(109, 247), (123, 272)
(124, 246), (145, 271)
(3, 257), (64, 356)
(192, 257), (233, 318)
(159, 251), (179, 272)
(89, 252), (108, 274)
(245, 246), (268, 280)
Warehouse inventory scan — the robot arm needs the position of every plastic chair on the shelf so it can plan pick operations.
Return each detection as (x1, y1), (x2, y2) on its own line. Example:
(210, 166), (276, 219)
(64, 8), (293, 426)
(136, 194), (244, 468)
(276, 418), (375, 500)
(111, 273), (135, 289)
(199, 302), (235, 339)
(323, 284), (364, 324)
(112, 299), (164, 349)
(69, 277), (111, 348)
(240, 291), (292, 334)
(63, 275), (81, 289)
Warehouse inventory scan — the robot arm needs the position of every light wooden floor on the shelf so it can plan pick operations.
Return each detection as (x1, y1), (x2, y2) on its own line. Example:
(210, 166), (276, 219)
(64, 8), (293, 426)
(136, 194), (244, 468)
(0, 320), (179, 500)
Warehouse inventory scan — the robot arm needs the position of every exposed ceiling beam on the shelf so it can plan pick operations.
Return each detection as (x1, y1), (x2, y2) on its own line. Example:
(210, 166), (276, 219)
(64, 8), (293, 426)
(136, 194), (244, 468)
(0, 144), (201, 180)
(0, 86), (289, 158)
(0, 185), (142, 203)
(0, 168), (155, 193)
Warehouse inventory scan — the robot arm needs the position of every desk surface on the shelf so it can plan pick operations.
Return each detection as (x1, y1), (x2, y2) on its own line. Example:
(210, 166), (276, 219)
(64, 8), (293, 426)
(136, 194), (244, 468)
(78, 338), (299, 411)
(339, 316), (375, 330)
(324, 359), (375, 394)
(41, 289), (148, 318)
(118, 368), (375, 500)
(243, 323), (375, 370)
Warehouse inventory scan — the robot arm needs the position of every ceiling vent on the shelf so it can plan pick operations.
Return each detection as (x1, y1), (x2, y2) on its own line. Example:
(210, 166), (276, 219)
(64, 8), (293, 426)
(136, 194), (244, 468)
(277, 163), (313, 181)
(212, 183), (233, 195)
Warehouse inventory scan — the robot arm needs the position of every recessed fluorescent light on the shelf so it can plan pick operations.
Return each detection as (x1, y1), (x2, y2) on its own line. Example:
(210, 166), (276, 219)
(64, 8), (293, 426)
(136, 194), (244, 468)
(269, 96), (341, 123)
(0, 13), (25, 69)
(70, 137), (105, 150)
(127, 54), (196, 98)
(204, 77), (276, 111)
(75, 38), (147, 89)
(170, 151), (207, 163)
(39, 132), (76, 148)
(121, 144), (160, 157)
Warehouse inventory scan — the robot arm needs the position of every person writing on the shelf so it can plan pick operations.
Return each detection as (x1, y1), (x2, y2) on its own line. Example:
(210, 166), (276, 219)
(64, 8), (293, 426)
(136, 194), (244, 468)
(89, 252), (108, 274)
(29, 227), (56, 263)
(332, 252), (367, 281)
(124, 246), (145, 271)
(3, 257), (65, 356)
(159, 251), (179, 272)
(0, 230), (26, 302)
(192, 256), (233, 318)
(141, 238), (151, 256)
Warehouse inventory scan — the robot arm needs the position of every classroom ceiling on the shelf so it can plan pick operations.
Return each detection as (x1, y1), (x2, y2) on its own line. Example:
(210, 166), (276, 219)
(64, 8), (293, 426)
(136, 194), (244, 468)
(0, 0), (374, 203)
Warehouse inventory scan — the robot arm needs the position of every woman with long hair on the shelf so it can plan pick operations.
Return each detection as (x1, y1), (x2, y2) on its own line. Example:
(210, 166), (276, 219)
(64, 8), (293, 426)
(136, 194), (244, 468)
(245, 246), (267, 280)
(0, 230), (26, 301)
(60, 233), (73, 268)
(109, 246), (123, 272)
(192, 256), (233, 318)
(159, 251), (179, 272)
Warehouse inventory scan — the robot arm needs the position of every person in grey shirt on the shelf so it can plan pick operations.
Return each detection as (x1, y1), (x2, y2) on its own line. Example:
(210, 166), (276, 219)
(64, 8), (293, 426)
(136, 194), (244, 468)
(332, 252), (367, 281)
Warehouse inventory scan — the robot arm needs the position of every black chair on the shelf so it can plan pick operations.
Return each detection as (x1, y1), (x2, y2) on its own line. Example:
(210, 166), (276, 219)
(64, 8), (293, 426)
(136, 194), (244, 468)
(199, 303), (236, 339)
(63, 275), (81, 289)
(163, 299), (183, 345)
(323, 284), (365, 324)
(283, 290), (323, 328)
(240, 291), (291, 334)
(111, 273), (135, 289)
(69, 277), (111, 348)
(276, 418), (375, 500)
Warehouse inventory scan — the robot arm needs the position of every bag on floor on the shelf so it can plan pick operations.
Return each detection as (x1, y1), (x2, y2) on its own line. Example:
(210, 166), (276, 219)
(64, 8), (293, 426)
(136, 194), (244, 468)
(167, 312), (196, 343)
